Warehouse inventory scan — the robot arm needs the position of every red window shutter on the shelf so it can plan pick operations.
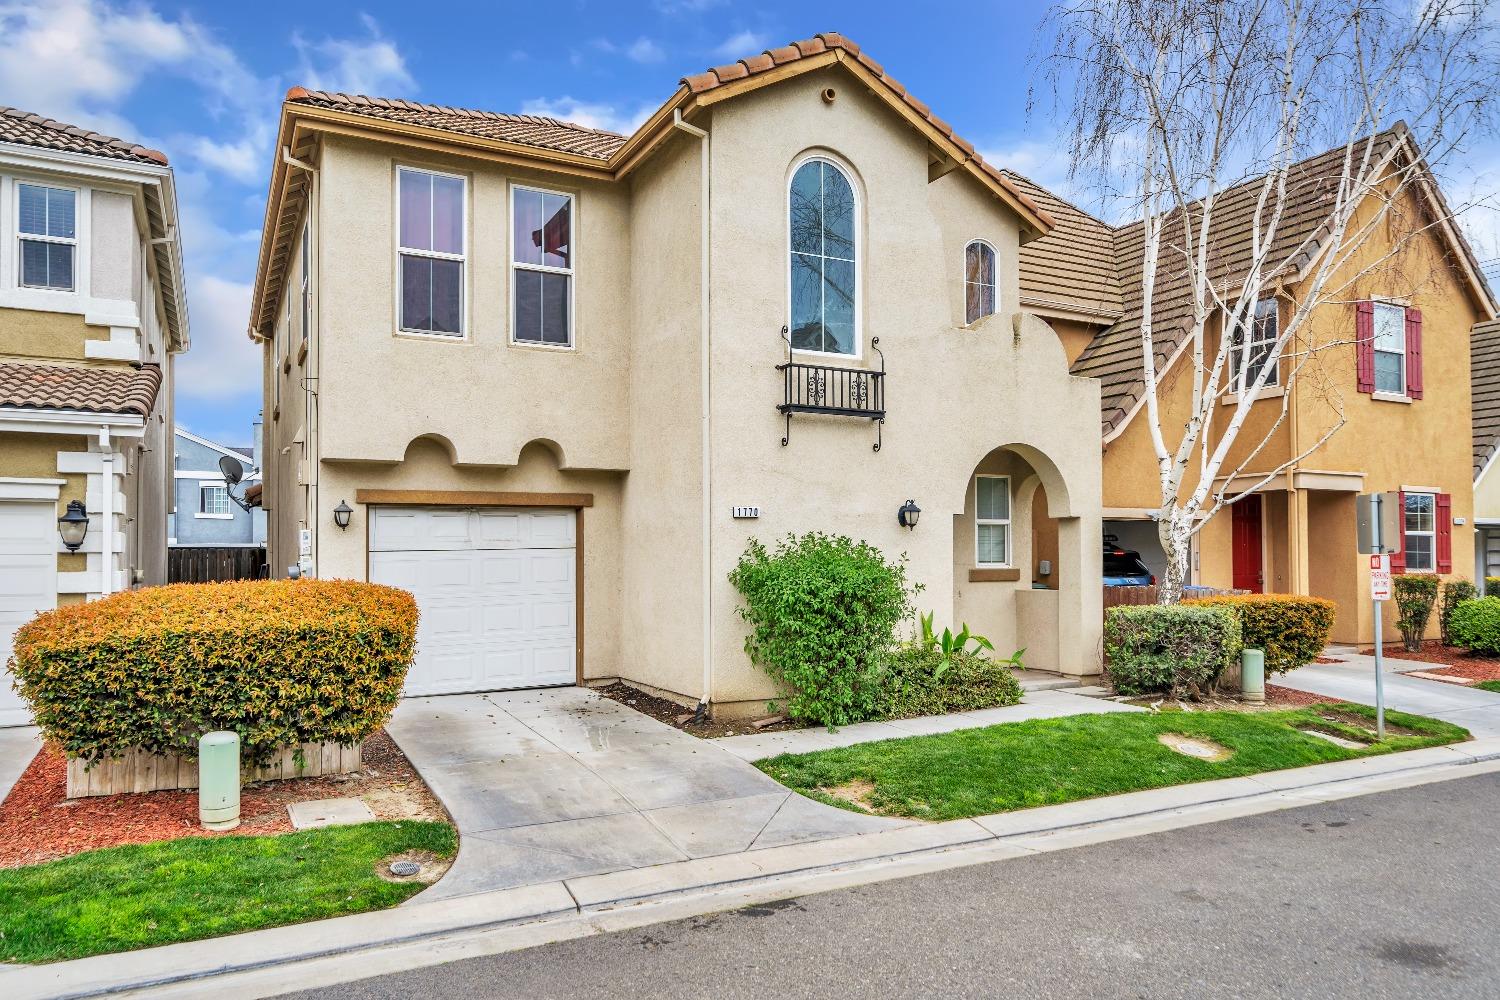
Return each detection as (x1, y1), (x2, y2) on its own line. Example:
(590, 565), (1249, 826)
(1437, 492), (1452, 573)
(1390, 490), (1407, 573)
(1355, 301), (1376, 393)
(1405, 307), (1423, 399)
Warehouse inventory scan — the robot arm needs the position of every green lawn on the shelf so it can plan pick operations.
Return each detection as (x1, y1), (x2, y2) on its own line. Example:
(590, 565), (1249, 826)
(0, 820), (455, 964)
(1475, 680), (1500, 694)
(755, 704), (1467, 822)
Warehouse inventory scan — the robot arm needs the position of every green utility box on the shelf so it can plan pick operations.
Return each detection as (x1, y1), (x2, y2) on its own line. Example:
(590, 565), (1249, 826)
(199, 730), (241, 831)
(1241, 648), (1266, 704)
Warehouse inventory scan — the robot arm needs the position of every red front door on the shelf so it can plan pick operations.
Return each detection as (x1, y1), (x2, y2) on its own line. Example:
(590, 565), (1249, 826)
(1232, 495), (1264, 593)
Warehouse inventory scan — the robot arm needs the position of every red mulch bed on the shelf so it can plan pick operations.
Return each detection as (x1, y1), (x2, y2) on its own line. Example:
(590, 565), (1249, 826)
(1358, 640), (1500, 682)
(0, 730), (444, 869)
(1266, 684), (1345, 707)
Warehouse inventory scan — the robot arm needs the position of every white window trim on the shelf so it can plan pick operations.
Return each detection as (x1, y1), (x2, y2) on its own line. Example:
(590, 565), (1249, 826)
(394, 165), (468, 340)
(1403, 490), (1436, 573)
(300, 222), (311, 342)
(786, 153), (862, 362)
(1230, 299), (1280, 396)
(196, 480), (233, 520)
(0, 175), (90, 307)
(974, 474), (1013, 568)
(962, 238), (999, 325)
(16, 180), (79, 293)
(508, 182), (577, 350)
(1372, 300), (1407, 397)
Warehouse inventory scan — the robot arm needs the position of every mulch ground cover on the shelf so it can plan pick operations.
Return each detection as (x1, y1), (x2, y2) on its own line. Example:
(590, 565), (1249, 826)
(0, 730), (446, 869)
(1357, 640), (1500, 683)
(593, 681), (799, 738)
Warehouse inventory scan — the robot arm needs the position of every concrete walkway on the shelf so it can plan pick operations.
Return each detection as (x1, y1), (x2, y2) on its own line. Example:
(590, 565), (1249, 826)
(0, 726), (41, 806)
(386, 689), (913, 900)
(717, 687), (1143, 761)
(1277, 653), (1500, 736)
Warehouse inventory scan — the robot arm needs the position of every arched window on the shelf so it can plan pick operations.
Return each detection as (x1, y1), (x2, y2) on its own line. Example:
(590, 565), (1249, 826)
(965, 240), (998, 324)
(789, 157), (858, 356)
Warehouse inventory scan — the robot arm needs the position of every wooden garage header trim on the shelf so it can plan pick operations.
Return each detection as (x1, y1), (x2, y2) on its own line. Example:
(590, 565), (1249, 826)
(354, 489), (594, 508)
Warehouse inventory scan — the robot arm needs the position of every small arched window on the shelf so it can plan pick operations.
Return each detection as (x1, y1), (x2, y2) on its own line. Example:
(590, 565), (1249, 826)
(965, 240), (998, 324)
(789, 157), (858, 356)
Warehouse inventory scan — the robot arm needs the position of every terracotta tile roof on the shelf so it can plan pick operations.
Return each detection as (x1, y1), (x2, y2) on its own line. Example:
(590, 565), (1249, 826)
(0, 362), (163, 416)
(1002, 171), (1122, 318)
(0, 107), (168, 165)
(283, 88), (627, 160)
(681, 33), (1052, 230)
(1473, 318), (1500, 478)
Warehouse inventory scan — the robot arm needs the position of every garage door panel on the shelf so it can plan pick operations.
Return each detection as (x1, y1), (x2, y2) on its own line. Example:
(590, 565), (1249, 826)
(368, 506), (577, 697)
(1, 502), (55, 727)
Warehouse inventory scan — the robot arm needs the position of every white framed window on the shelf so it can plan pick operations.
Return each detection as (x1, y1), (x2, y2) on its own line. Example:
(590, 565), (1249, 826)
(975, 475), (1012, 567)
(198, 482), (231, 518)
(1404, 491), (1435, 572)
(1373, 301), (1406, 394)
(964, 240), (998, 324)
(788, 155), (859, 357)
(510, 184), (574, 347)
(17, 182), (76, 291)
(300, 222), (311, 342)
(396, 166), (465, 336)
(1230, 298), (1279, 393)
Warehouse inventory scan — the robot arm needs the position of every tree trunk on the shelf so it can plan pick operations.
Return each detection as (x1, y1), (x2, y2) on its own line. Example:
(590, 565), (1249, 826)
(1157, 507), (1192, 604)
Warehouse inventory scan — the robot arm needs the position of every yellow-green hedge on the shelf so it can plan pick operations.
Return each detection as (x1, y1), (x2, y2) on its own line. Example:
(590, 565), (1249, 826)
(9, 580), (417, 766)
(1184, 594), (1335, 674)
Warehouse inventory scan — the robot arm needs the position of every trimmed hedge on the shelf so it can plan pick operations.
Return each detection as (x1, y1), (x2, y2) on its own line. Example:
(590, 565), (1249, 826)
(1487, 577), (1500, 598)
(1441, 579), (1479, 645)
(10, 580), (417, 766)
(871, 646), (1023, 719)
(1448, 597), (1500, 656)
(1184, 594), (1335, 674)
(1104, 604), (1241, 697)
(1393, 575), (1439, 652)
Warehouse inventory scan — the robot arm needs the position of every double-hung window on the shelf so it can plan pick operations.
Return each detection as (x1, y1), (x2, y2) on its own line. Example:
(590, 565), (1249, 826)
(198, 483), (230, 518)
(975, 475), (1012, 567)
(397, 167), (465, 336)
(511, 185), (573, 346)
(18, 182), (76, 291)
(789, 157), (857, 356)
(1230, 298), (1279, 393)
(300, 223), (311, 342)
(1372, 302), (1406, 394)
(964, 241), (997, 324)
(1403, 492), (1435, 572)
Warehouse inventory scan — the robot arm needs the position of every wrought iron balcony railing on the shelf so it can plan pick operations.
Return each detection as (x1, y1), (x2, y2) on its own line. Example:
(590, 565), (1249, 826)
(776, 327), (885, 451)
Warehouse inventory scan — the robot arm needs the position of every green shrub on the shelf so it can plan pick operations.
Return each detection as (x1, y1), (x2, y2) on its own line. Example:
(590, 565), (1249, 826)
(1440, 579), (1479, 645)
(1104, 604), (1242, 697)
(871, 646), (1024, 718)
(1448, 597), (1500, 655)
(10, 580), (417, 766)
(1393, 575), (1440, 652)
(730, 533), (914, 727)
(1487, 577), (1500, 598)
(1184, 594), (1335, 674)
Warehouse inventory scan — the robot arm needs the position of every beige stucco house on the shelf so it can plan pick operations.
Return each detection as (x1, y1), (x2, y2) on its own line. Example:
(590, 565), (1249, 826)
(248, 33), (1104, 717)
(1473, 317), (1500, 582)
(0, 108), (188, 726)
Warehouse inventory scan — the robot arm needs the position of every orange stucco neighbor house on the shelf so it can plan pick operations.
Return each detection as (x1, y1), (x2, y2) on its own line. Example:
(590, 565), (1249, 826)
(1009, 128), (1498, 645)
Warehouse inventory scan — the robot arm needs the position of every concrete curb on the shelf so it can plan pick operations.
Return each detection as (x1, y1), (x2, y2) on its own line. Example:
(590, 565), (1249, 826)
(7, 737), (1500, 1000)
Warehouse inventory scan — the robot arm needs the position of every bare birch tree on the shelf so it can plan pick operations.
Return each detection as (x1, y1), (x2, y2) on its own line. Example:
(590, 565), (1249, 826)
(1039, 0), (1498, 601)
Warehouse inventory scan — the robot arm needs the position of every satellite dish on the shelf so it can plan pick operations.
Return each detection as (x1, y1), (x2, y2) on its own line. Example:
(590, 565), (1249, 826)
(218, 454), (245, 486)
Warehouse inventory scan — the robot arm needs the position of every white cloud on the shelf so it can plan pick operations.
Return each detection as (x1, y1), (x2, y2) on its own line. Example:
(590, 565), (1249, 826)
(292, 14), (414, 96)
(712, 30), (769, 60)
(175, 274), (260, 400)
(184, 134), (265, 185)
(626, 37), (666, 63)
(521, 97), (656, 136)
(653, 0), (725, 12)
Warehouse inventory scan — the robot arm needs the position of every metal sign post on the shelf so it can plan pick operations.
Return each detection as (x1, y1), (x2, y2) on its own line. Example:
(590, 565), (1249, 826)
(1358, 492), (1396, 741)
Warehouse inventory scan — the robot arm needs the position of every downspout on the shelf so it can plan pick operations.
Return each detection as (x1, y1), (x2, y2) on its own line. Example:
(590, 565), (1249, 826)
(672, 109), (713, 721)
(283, 145), (320, 576)
(99, 426), (113, 597)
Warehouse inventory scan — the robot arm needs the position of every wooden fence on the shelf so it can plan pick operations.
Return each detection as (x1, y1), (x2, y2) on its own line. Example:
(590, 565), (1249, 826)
(67, 741), (362, 798)
(1102, 584), (1249, 612)
(168, 546), (267, 584)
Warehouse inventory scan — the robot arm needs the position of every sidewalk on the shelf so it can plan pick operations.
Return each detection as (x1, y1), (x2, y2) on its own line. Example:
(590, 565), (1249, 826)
(1277, 653), (1500, 737)
(0, 727), (41, 806)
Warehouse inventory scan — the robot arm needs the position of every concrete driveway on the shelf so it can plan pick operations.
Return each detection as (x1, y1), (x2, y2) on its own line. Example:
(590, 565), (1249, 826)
(387, 689), (912, 899)
(1277, 652), (1500, 736)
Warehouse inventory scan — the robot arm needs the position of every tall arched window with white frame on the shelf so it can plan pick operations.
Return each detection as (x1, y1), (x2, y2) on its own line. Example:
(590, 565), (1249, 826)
(964, 240), (997, 324)
(788, 157), (858, 356)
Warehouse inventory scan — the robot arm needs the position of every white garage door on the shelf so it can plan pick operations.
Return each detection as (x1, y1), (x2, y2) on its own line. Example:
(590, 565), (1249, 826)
(369, 506), (577, 697)
(0, 501), (57, 727)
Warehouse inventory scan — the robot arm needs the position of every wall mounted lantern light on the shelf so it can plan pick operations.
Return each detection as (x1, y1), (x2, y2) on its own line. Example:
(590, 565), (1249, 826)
(897, 499), (921, 531)
(57, 499), (90, 551)
(332, 500), (353, 530)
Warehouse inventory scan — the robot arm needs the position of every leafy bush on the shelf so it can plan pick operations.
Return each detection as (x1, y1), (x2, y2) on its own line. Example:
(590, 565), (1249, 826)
(10, 580), (417, 766)
(1487, 577), (1500, 598)
(1448, 597), (1500, 655)
(917, 612), (998, 679)
(730, 533), (914, 727)
(1104, 604), (1242, 697)
(871, 646), (1023, 718)
(1184, 594), (1335, 674)
(1440, 579), (1478, 645)
(1393, 575), (1440, 652)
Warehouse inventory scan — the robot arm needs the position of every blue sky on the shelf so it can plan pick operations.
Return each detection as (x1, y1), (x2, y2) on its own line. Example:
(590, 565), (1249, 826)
(2, 1), (1495, 450)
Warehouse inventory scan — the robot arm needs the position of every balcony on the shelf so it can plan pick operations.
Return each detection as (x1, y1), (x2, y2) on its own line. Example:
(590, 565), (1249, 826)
(776, 328), (885, 451)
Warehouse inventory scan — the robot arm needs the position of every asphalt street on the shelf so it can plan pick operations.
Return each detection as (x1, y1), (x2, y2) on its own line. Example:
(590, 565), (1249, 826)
(282, 773), (1500, 999)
